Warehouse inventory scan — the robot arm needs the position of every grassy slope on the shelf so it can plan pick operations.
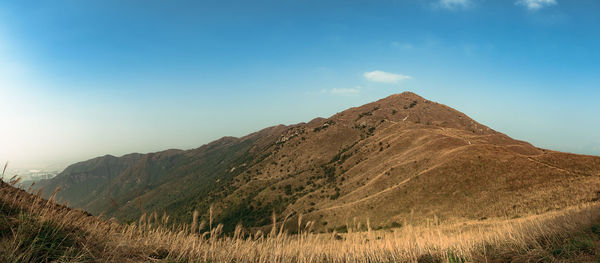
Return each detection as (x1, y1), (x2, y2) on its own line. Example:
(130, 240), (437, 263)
(0, 198), (87, 262)
(7, 179), (600, 262)
(1, 180), (166, 262)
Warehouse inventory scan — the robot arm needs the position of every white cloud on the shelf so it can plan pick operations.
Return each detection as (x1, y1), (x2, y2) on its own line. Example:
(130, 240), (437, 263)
(317, 86), (362, 96)
(436, 0), (472, 10)
(330, 87), (361, 95)
(364, 71), (411, 83)
(516, 0), (557, 10)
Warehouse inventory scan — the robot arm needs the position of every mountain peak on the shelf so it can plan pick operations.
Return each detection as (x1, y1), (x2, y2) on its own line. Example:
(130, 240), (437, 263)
(384, 91), (425, 101)
(329, 91), (494, 135)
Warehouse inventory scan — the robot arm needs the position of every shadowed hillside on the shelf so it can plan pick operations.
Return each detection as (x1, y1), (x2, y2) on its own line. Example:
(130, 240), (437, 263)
(35, 92), (600, 233)
(35, 153), (143, 208)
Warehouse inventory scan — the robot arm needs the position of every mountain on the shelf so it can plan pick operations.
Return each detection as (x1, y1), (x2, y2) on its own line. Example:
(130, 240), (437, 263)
(35, 92), (600, 232)
(35, 153), (143, 208)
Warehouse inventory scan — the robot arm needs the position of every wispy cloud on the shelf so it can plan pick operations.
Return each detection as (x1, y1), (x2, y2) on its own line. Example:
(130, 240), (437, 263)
(331, 87), (360, 95)
(364, 71), (411, 84)
(320, 86), (362, 96)
(435, 0), (472, 10)
(516, 0), (557, 10)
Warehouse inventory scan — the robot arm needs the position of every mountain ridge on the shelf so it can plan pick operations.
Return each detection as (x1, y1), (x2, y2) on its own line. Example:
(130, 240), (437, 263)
(35, 92), (600, 232)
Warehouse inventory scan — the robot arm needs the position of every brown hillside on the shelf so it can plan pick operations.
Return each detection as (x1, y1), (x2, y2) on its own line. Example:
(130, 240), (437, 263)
(209, 92), (600, 230)
(36, 92), (600, 232)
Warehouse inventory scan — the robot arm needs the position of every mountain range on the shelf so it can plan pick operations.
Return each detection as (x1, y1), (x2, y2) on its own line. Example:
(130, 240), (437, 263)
(35, 92), (600, 232)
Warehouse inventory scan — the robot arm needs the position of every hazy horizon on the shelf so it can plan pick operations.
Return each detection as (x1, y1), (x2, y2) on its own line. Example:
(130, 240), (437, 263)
(1, 0), (599, 172)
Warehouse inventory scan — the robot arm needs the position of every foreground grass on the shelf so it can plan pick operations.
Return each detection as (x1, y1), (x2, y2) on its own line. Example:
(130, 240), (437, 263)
(0, 200), (86, 262)
(2, 179), (600, 262)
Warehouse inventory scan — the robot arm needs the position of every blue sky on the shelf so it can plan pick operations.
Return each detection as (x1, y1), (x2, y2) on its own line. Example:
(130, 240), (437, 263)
(1, 0), (599, 170)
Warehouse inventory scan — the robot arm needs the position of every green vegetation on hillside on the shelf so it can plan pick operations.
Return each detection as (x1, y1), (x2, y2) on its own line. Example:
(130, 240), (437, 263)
(6, 179), (600, 262)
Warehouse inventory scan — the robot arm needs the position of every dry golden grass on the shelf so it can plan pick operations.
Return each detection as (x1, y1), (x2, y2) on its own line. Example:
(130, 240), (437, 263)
(3, 178), (600, 262)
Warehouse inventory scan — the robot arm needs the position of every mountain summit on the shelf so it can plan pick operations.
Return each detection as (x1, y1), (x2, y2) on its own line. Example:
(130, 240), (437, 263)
(36, 92), (600, 232)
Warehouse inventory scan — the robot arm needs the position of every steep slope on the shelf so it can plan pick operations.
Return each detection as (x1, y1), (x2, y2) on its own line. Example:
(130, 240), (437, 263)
(37, 92), (600, 232)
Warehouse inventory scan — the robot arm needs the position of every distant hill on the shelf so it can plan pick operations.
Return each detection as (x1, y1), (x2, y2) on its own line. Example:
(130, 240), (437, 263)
(35, 153), (144, 208)
(35, 92), (600, 232)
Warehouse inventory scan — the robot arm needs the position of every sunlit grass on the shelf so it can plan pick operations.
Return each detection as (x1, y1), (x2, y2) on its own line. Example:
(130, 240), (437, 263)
(2, 178), (600, 262)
